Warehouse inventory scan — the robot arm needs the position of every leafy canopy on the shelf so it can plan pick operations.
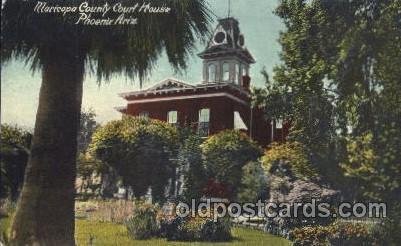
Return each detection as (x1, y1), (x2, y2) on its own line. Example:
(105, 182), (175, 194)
(89, 116), (178, 202)
(0, 124), (32, 199)
(1, 0), (212, 85)
(262, 141), (319, 181)
(201, 130), (262, 198)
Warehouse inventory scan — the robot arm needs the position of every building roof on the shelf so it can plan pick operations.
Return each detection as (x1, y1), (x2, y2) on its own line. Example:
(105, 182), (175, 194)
(118, 78), (250, 100)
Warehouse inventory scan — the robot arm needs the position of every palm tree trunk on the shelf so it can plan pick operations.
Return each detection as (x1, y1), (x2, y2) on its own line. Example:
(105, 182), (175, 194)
(10, 51), (85, 245)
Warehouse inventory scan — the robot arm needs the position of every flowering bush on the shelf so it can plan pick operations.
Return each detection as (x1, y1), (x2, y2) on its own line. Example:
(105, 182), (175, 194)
(262, 141), (319, 180)
(158, 207), (232, 242)
(290, 221), (378, 246)
(125, 202), (160, 240)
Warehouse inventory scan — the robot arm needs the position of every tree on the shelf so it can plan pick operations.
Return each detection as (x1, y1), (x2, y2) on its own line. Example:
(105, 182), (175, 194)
(77, 109), (99, 154)
(261, 141), (319, 181)
(177, 133), (205, 202)
(237, 161), (268, 203)
(76, 152), (102, 196)
(257, 1), (401, 198)
(89, 116), (179, 203)
(201, 130), (262, 199)
(0, 125), (32, 200)
(341, 132), (401, 202)
(269, 0), (337, 184)
(266, 1), (400, 242)
(1, 0), (211, 243)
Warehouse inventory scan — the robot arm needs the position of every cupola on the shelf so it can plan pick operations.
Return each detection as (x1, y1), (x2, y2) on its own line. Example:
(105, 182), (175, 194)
(198, 17), (255, 88)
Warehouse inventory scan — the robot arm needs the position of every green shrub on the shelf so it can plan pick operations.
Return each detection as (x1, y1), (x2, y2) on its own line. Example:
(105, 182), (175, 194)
(159, 211), (232, 242)
(290, 221), (378, 246)
(126, 203), (160, 240)
(200, 217), (231, 241)
(201, 130), (262, 199)
(262, 141), (319, 180)
(237, 161), (268, 203)
(90, 116), (178, 203)
(367, 204), (401, 246)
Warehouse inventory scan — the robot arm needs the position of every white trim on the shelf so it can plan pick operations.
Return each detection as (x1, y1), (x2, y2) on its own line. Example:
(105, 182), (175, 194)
(118, 82), (250, 98)
(126, 92), (248, 105)
(147, 78), (195, 91)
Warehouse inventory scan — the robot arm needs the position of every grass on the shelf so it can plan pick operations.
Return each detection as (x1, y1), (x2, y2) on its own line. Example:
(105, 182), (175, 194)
(75, 219), (291, 246)
(1, 216), (291, 245)
(0, 216), (11, 243)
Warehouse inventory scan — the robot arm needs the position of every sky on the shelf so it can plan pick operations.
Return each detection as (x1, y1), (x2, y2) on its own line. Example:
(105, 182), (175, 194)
(0, 0), (285, 129)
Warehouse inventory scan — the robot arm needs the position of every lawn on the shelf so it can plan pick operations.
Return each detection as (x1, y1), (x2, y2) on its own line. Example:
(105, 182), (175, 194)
(1, 216), (291, 245)
(75, 219), (291, 246)
(0, 216), (11, 239)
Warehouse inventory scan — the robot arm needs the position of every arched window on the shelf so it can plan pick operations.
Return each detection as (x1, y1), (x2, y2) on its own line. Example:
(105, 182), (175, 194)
(222, 62), (230, 81)
(208, 64), (216, 82)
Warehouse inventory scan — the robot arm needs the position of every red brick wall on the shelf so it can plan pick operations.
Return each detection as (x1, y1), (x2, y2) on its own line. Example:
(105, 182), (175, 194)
(124, 94), (283, 147)
(126, 96), (239, 135)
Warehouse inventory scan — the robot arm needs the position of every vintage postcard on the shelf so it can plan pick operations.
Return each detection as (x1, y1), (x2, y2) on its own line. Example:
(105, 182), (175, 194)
(1, 0), (400, 245)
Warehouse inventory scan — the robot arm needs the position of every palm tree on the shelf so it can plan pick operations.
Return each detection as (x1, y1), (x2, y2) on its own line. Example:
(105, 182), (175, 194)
(1, 0), (211, 244)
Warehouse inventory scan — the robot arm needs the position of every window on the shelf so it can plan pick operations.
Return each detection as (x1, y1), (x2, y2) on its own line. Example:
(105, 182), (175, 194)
(276, 119), (283, 129)
(198, 108), (210, 137)
(234, 63), (240, 84)
(199, 108), (210, 122)
(222, 62), (230, 81)
(242, 65), (247, 76)
(208, 64), (216, 82)
(167, 110), (178, 125)
(139, 111), (149, 118)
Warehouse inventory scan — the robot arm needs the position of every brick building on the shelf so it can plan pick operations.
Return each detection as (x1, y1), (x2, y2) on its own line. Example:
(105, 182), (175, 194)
(116, 17), (288, 146)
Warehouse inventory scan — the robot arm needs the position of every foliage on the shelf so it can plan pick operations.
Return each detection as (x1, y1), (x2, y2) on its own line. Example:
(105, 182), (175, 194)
(255, 0), (401, 201)
(177, 133), (205, 202)
(290, 221), (378, 246)
(340, 132), (391, 200)
(159, 212), (231, 242)
(341, 131), (400, 201)
(2, 0), (211, 243)
(368, 203), (401, 246)
(201, 130), (262, 199)
(199, 217), (232, 242)
(1, 0), (212, 85)
(0, 199), (15, 218)
(78, 109), (99, 154)
(262, 142), (319, 180)
(0, 124), (31, 200)
(126, 202), (160, 240)
(237, 161), (268, 203)
(76, 153), (103, 196)
(201, 179), (231, 198)
(89, 116), (178, 203)
(255, 0), (338, 182)
(0, 199), (15, 244)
